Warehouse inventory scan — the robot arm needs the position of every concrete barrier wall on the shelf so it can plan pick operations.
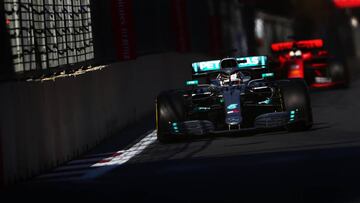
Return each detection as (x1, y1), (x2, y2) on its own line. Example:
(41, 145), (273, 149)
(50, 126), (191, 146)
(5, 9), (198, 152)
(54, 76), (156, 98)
(0, 53), (208, 184)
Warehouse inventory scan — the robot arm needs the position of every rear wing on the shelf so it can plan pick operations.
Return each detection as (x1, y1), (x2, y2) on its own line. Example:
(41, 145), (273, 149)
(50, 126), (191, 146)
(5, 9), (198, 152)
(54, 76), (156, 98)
(192, 56), (268, 74)
(271, 39), (324, 52)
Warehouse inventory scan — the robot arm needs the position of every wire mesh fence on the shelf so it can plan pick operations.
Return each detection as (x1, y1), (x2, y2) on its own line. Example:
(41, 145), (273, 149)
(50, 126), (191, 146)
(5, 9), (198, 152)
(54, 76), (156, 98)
(3, 0), (94, 77)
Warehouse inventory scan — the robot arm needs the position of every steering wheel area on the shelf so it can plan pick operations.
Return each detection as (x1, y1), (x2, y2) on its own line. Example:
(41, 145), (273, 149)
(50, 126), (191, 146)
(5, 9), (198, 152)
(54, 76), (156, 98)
(214, 69), (251, 86)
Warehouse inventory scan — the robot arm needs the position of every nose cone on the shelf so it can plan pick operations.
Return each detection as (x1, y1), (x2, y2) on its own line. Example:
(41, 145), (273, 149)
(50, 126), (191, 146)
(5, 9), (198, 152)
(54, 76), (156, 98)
(226, 108), (242, 125)
(226, 115), (242, 125)
(223, 88), (243, 126)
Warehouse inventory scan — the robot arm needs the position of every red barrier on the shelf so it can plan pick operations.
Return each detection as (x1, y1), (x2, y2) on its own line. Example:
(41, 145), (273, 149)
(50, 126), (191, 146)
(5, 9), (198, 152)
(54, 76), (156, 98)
(207, 0), (222, 56)
(209, 15), (222, 56)
(334, 0), (360, 8)
(171, 0), (190, 52)
(111, 0), (137, 60)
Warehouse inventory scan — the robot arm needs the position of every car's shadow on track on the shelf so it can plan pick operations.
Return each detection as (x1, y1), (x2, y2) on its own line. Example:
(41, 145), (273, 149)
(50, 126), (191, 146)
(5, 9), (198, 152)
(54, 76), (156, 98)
(309, 122), (332, 131)
(131, 122), (334, 163)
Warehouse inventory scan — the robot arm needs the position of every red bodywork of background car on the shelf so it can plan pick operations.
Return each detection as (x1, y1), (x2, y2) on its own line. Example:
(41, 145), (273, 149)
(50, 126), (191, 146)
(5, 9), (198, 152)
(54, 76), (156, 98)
(271, 39), (344, 88)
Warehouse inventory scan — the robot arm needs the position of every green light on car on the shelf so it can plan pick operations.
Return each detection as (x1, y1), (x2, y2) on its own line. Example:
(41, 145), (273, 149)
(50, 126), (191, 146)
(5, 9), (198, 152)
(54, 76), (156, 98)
(259, 98), (272, 105)
(195, 107), (211, 112)
(227, 104), (238, 110)
(186, 80), (199, 86)
(289, 111), (296, 121)
(262, 72), (274, 78)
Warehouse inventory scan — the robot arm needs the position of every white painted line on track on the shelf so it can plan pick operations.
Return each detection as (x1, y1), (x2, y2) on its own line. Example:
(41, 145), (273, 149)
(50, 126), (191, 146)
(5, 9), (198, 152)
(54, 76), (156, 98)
(81, 130), (157, 179)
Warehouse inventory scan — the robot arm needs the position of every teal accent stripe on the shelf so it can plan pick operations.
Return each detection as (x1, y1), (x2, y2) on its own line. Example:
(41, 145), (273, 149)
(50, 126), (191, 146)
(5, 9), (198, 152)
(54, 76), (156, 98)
(236, 56), (267, 69)
(186, 80), (199, 86)
(262, 72), (274, 78)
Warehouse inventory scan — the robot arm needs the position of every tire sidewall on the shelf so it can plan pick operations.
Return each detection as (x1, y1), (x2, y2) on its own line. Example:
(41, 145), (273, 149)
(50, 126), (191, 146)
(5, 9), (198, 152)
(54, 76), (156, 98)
(156, 91), (186, 142)
(277, 79), (313, 131)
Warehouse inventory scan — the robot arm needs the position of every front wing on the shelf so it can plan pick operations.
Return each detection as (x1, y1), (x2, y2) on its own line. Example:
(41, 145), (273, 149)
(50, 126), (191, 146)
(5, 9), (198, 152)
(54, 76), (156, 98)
(165, 111), (299, 137)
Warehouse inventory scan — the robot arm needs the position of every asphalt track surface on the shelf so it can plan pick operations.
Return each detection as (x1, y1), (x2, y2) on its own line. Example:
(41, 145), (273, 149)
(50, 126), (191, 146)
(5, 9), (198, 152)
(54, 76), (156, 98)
(3, 79), (360, 203)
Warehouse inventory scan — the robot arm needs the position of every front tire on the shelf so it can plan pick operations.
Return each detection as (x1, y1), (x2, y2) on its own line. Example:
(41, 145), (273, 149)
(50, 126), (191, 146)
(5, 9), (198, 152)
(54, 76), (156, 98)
(329, 61), (350, 88)
(278, 79), (313, 131)
(156, 91), (185, 143)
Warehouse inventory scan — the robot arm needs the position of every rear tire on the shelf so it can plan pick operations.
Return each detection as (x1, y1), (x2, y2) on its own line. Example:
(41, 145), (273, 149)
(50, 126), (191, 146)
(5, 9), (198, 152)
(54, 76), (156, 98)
(156, 91), (185, 143)
(329, 61), (350, 88)
(278, 79), (313, 131)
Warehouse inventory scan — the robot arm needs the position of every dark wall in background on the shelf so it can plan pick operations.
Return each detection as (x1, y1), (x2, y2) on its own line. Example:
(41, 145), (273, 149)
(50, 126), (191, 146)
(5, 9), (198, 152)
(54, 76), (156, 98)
(91, 0), (117, 63)
(133, 0), (175, 55)
(292, 0), (355, 59)
(187, 0), (211, 53)
(0, 0), (301, 81)
(0, 3), (14, 79)
(242, 6), (256, 55)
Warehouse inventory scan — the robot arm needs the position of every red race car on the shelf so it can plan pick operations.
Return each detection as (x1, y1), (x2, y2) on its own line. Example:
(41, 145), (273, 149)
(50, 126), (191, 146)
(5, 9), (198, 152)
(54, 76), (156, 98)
(271, 39), (349, 88)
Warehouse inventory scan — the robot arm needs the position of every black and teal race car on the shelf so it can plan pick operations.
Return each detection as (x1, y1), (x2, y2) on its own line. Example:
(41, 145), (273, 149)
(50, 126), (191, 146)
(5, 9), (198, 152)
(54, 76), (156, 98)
(156, 56), (313, 143)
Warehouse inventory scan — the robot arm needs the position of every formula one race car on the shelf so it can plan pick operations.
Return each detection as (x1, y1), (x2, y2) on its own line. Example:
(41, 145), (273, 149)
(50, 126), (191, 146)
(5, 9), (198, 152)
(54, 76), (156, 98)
(271, 39), (349, 88)
(155, 56), (313, 143)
